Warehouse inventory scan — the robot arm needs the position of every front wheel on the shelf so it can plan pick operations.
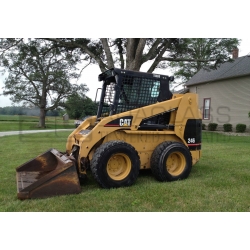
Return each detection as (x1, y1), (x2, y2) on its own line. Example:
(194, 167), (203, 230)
(151, 141), (192, 182)
(90, 141), (140, 188)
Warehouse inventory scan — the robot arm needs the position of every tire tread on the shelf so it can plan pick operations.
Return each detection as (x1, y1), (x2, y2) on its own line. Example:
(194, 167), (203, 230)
(151, 141), (192, 182)
(90, 140), (140, 188)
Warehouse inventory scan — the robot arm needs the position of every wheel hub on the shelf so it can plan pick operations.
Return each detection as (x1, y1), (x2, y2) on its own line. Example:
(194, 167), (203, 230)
(166, 152), (186, 176)
(107, 153), (132, 180)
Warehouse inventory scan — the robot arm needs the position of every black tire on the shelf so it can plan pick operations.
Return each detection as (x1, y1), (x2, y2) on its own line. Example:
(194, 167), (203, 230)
(90, 141), (140, 188)
(151, 141), (192, 182)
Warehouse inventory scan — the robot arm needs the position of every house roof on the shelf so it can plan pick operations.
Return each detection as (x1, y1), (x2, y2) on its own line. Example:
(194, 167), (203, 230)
(185, 55), (250, 86)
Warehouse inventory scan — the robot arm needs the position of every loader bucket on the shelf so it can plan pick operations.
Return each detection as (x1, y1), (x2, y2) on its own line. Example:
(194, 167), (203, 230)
(16, 149), (81, 200)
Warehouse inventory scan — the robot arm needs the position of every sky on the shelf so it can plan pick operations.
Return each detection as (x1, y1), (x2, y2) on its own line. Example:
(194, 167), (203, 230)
(1, 37), (250, 108)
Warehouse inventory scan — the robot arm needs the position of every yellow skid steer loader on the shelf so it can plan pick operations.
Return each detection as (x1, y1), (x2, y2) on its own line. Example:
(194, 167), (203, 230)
(16, 68), (202, 199)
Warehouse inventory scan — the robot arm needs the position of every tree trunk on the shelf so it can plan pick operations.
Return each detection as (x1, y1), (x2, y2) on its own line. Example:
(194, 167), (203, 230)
(39, 108), (46, 128)
(126, 38), (147, 71)
(100, 38), (114, 69)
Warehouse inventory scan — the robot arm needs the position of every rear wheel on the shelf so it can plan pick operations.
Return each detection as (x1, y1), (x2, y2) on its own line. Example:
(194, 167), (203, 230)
(90, 141), (140, 188)
(151, 141), (192, 182)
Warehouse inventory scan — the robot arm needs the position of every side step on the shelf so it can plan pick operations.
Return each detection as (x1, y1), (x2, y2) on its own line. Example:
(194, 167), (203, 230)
(16, 149), (81, 200)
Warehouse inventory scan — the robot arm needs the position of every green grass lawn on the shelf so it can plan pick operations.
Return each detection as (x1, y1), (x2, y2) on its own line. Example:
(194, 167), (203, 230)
(0, 131), (249, 212)
(0, 115), (75, 131)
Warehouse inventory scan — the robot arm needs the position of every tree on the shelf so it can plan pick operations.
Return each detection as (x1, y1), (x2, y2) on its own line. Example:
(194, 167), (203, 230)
(0, 39), (88, 128)
(46, 38), (240, 74)
(0, 38), (241, 124)
(46, 38), (180, 72)
(169, 38), (240, 82)
(65, 94), (98, 119)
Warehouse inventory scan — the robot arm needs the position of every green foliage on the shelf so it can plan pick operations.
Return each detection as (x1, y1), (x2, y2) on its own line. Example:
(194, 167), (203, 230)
(65, 94), (98, 119)
(0, 38), (88, 128)
(170, 38), (240, 82)
(236, 123), (246, 133)
(202, 123), (206, 130)
(223, 123), (232, 132)
(0, 106), (25, 115)
(46, 110), (60, 116)
(208, 123), (218, 131)
(43, 38), (241, 74)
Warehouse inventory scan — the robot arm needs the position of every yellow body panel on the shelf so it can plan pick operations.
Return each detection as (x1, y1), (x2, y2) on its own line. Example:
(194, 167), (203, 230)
(66, 93), (202, 175)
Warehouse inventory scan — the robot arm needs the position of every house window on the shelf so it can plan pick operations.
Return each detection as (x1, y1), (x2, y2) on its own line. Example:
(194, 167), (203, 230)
(203, 98), (211, 119)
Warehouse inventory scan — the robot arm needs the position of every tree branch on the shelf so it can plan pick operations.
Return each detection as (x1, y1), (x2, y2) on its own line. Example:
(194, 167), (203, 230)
(142, 38), (163, 63)
(0, 38), (23, 56)
(19, 67), (41, 99)
(126, 38), (136, 68)
(126, 38), (147, 70)
(76, 60), (92, 83)
(147, 40), (171, 73)
(161, 57), (218, 62)
(115, 39), (125, 69)
(46, 38), (108, 72)
(100, 38), (114, 69)
(133, 38), (147, 70)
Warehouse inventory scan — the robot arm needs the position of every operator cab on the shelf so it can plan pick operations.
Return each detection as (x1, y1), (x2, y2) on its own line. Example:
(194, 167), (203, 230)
(97, 68), (174, 120)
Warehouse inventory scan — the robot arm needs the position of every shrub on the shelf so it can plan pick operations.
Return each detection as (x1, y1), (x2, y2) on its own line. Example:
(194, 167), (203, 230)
(223, 123), (232, 132)
(202, 123), (206, 130)
(236, 123), (246, 133)
(208, 123), (218, 131)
